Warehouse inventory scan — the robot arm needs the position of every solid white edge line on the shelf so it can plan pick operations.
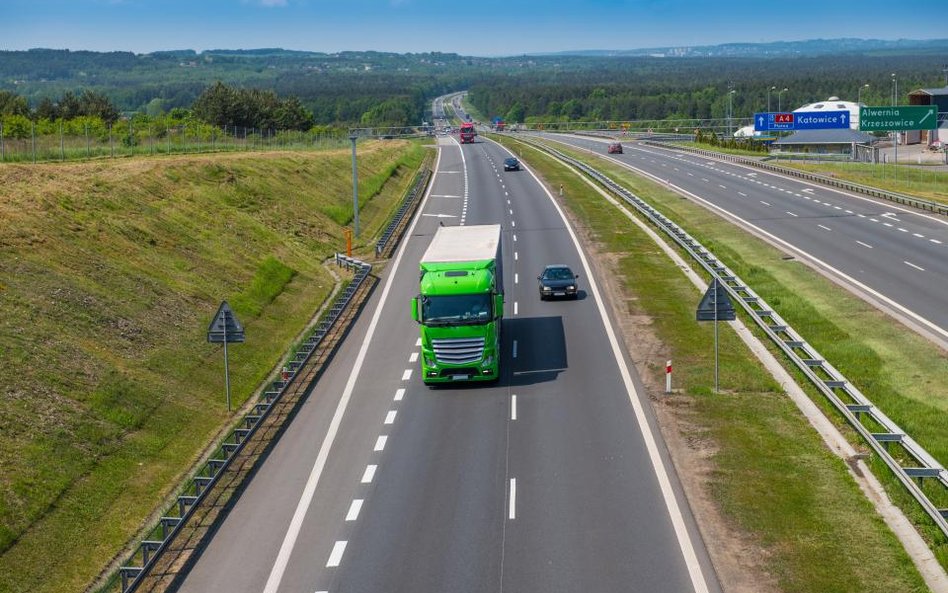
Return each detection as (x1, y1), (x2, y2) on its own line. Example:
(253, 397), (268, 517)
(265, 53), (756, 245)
(500, 138), (711, 593)
(508, 478), (517, 520)
(326, 541), (347, 568)
(260, 135), (445, 593)
(345, 499), (363, 521)
(361, 465), (377, 484)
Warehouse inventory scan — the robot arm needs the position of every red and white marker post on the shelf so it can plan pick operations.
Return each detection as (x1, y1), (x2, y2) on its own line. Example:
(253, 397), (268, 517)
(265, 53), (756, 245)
(665, 360), (672, 394)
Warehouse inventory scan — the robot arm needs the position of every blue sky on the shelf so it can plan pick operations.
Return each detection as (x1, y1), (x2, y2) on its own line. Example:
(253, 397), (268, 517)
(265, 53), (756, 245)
(0, 0), (941, 56)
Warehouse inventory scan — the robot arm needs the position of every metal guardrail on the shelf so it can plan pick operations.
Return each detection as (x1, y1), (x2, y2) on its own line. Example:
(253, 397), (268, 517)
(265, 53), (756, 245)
(375, 167), (432, 258)
(117, 255), (372, 593)
(640, 140), (948, 217)
(520, 137), (948, 538)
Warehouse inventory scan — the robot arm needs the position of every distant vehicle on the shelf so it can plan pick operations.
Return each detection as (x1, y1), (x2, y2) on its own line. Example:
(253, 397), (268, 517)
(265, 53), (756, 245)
(503, 157), (520, 171)
(494, 120), (506, 131)
(607, 143), (623, 154)
(459, 122), (476, 144)
(538, 265), (579, 300)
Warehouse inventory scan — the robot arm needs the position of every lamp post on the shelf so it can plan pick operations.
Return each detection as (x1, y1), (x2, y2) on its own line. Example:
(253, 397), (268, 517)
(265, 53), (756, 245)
(349, 133), (359, 237)
(891, 73), (898, 106)
(777, 87), (788, 112)
(858, 83), (870, 105)
(728, 89), (736, 136)
(767, 85), (776, 112)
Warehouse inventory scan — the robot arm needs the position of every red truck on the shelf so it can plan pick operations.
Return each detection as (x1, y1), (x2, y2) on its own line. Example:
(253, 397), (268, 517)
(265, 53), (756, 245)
(459, 122), (476, 144)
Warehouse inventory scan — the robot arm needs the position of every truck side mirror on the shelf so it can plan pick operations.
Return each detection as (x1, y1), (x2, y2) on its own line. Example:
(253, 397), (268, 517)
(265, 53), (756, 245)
(411, 296), (420, 323)
(494, 293), (504, 319)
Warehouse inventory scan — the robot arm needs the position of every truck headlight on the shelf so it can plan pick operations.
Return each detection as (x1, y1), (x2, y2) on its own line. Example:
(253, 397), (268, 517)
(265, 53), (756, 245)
(425, 356), (436, 367)
(482, 355), (493, 367)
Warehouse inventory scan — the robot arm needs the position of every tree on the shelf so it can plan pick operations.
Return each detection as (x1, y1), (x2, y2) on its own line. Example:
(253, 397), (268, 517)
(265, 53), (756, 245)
(0, 91), (29, 117)
(78, 89), (119, 123)
(34, 97), (58, 121)
(59, 91), (81, 120)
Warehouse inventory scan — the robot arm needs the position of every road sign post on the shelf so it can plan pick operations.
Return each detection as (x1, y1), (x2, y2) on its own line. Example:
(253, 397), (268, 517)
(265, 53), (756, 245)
(207, 301), (245, 411)
(696, 278), (736, 393)
(859, 105), (938, 176)
(754, 111), (850, 132)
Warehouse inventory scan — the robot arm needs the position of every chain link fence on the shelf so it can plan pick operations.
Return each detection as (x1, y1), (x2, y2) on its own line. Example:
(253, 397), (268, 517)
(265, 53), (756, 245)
(0, 122), (351, 163)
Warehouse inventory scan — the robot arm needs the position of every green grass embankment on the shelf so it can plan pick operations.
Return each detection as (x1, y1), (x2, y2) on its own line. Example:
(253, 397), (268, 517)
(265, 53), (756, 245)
(0, 140), (425, 593)
(495, 134), (943, 592)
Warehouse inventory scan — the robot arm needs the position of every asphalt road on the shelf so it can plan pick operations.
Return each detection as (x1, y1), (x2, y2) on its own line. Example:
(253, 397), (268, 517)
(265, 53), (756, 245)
(175, 134), (720, 593)
(535, 133), (948, 346)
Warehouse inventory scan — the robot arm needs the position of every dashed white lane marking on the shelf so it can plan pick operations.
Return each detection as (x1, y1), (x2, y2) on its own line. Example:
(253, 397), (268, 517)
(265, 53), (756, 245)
(512, 340), (518, 359)
(511, 395), (517, 421)
(514, 301), (519, 315)
(505, 191), (509, 196)
(856, 240), (874, 249)
(904, 261), (926, 272)
(511, 220), (515, 227)
(394, 388), (405, 401)
(786, 211), (798, 217)
(513, 234), (517, 242)
(718, 184), (726, 189)
(818, 224), (832, 231)
(760, 201), (771, 206)
(738, 192), (747, 197)
(374, 436), (387, 451)
(845, 210), (853, 214)
(409, 352), (418, 363)
(401, 369), (412, 381)
(870, 218), (879, 222)
(701, 177), (709, 182)
(508, 478), (517, 520)
(932, 239), (943, 244)
(515, 273), (519, 284)
(913, 233), (925, 238)
(415, 338), (422, 347)
(326, 541), (347, 567)
(361, 465), (377, 483)
(834, 206), (842, 210)
(384, 411), (396, 425)
(857, 214), (866, 218)
(345, 499), (363, 521)
(514, 252), (518, 260)
(898, 228), (909, 233)
(687, 172), (694, 176)
(883, 223), (893, 227)
(509, 209), (513, 215)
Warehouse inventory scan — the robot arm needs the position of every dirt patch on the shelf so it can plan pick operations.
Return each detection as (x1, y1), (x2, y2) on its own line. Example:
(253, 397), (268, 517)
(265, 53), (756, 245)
(552, 187), (779, 593)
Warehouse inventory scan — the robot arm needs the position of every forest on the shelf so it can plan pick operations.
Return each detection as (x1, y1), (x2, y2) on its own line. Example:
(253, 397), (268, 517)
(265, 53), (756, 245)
(1, 45), (946, 133)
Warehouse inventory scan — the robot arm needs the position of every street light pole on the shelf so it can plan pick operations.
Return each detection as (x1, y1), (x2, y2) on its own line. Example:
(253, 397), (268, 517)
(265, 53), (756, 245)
(349, 133), (359, 237)
(728, 89), (736, 137)
(858, 83), (869, 105)
(768, 85), (776, 112)
(891, 73), (897, 106)
(778, 87), (788, 112)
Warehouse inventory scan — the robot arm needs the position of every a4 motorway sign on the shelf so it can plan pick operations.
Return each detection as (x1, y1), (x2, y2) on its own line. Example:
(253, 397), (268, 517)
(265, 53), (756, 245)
(754, 110), (850, 131)
(859, 105), (938, 131)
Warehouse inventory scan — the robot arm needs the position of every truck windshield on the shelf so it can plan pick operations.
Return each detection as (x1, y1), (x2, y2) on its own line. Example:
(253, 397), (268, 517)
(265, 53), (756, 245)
(421, 294), (492, 325)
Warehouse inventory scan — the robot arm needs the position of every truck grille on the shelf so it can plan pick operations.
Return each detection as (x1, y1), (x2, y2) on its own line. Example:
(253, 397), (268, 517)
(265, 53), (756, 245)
(432, 337), (485, 365)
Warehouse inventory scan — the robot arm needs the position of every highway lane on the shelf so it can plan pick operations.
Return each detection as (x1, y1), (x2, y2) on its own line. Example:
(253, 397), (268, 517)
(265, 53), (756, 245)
(177, 133), (719, 593)
(536, 133), (948, 344)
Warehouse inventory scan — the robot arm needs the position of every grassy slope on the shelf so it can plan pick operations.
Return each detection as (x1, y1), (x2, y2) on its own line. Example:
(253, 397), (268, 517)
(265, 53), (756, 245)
(0, 141), (425, 593)
(496, 134), (939, 592)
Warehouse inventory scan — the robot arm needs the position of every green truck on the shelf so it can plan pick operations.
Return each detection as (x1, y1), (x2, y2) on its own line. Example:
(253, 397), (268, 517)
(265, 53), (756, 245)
(411, 224), (504, 384)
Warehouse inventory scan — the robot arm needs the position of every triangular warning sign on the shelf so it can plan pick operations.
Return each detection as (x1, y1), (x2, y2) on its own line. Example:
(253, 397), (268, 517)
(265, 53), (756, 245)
(696, 278), (736, 322)
(207, 301), (246, 343)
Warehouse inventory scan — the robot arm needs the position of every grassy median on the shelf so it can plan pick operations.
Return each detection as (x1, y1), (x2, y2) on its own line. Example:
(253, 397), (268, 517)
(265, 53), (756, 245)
(496, 134), (943, 592)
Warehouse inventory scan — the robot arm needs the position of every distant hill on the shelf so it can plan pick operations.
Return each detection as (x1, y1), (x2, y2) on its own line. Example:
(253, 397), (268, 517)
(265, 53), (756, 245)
(542, 38), (948, 58)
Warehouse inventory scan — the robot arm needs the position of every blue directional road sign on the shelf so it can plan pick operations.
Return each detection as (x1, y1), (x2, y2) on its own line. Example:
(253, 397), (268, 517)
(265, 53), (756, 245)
(754, 110), (851, 132)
